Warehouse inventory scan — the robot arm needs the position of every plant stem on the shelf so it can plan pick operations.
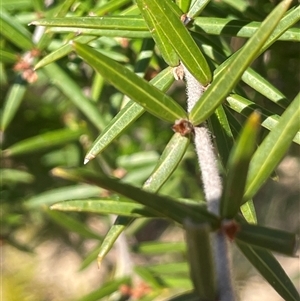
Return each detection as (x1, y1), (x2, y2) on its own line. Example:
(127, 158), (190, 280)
(183, 63), (237, 300)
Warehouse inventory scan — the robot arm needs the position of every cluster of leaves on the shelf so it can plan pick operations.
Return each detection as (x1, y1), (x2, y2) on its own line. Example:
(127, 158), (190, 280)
(1, 0), (299, 300)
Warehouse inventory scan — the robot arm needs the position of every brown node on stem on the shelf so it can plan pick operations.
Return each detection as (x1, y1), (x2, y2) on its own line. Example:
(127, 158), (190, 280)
(172, 119), (194, 136)
(172, 64), (185, 80)
(180, 14), (192, 26)
(221, 219), (241, 241)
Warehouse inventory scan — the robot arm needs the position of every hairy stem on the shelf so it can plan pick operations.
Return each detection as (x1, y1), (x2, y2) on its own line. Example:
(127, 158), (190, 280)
(183, 63), (237, 300)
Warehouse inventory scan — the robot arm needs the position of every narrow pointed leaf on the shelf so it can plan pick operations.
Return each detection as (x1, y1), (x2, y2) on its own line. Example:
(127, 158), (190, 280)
(134, 38), (155, 77)
(1, 0), (33, 10)
(97, 215), (132, 264)
(73, 42), (187, 123)
(244, 93), (300, 202)
(220, 112), (260, 218)
(141, 0), (212, 85)
(240, 69), (289, 108)
(2, 127), (85, 157)
(236, 223), (297, 256)
(208, 106), (235, 167)
(35, 35), (97, 70)
(0, 49), (18, 63)
(77, 278), (130, 301)
(191, 17), (299, 41)
(94, 0), (132, 15)
(1, 168), (34, 185)
(188, 0), (211, 18)
(143, 133), (190, 192)
(35, 0), (77, 50)
(135, 242), (186, 254)
(226, 94), (300, 145)
(51, 198), (156, 217)
(97, 132), (190, 263)
(136, 0), (179, 66)
(197, 36), (290, 108)
(146, 262), (189, 275)
(25, 184), (103, 208)
(30, 15), (148, 30)
(51, 167), (219, 227)
(1, 80), (27, 131)
(208, 5), (299, 85)
(240, 200), (257, 224)
(43, 63), (106, 130)
(85, 67), (175, 163)
(260, 5), (300, 53)
(54, 0), (77, 18)
(177, 0), (192, 13)
(189, 0), (293, 125)
(46, 26), (151, 38)
(0, 9), (33, 50)
(79, 242), (101, 271)
(46, 210), (101, 240)
(237, 242), (300, 301)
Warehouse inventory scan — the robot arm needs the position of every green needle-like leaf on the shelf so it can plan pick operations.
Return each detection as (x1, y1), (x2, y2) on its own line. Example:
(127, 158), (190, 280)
(189, 0), (293, 125)
(43, 63), (106, 131)
(25, 184), (103, 208)
(240, 200), (257, 224)
(46, 210), (101, 240)
(188, 0), (211, 19)
(51, 198), (156, 218)
(30, 15), (148, 30)
(136, 0), (179, 66)
(51, 167), (219, 227)
(0, 49), (18, 63)
(143, 133), (190, 192)
(34, 35), (97, 70)
(84, 67), (175, 163)
(236, 223), (297, 256)
(220, 112), (260, 218)
(244, 93), (300, 202)
(1, 80), (27, 131)
(96, 132), (190, 263)
(1, 9), (33, 50)
(135, 241), (186, 254)
(96, 216), (132, 265)
(1, 168), (34, 185)
(93, 0), (132, 15)
(77, 278), (130, 301)
(177, 0), (192, 13)
(45, 26), (151, 38)
(191, 17), (299, 41)
(226, 94), (300, 145)
(2, 127), (85, 157)
(141, 0), (212, 85)
(209, 106), (235, 167)
(73, 42), (187, 123)
(240, 69), (289, 109)
(237, 242), (300, 301)
(260, 5), (300, 53)
(36, 0), (77, 50)
(198, 37), (290, 108)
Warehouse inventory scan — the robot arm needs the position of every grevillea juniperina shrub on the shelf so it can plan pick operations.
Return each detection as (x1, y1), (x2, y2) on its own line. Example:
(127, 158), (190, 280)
(1, 0), (299, 300)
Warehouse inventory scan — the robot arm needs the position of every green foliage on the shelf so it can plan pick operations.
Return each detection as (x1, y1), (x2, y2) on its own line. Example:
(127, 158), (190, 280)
(1, 0), (299, 300)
